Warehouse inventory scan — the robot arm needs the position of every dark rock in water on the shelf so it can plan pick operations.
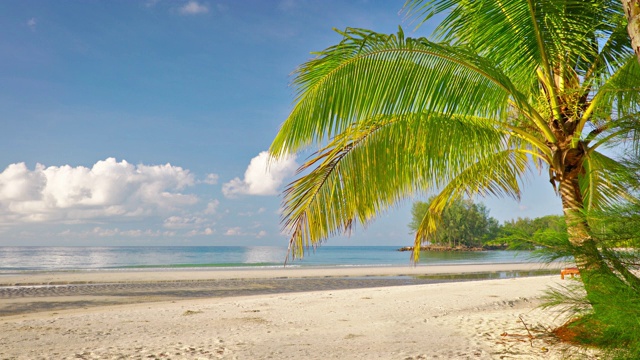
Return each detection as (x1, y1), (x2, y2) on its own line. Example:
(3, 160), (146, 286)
(396, 245), (491, 252)
(482, 244), (509, 250)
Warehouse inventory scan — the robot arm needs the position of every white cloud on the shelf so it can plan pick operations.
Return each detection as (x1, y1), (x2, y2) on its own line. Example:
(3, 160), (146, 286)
(179, 1), (209, 15)
(238, 207), (268, 217)
(0, 158), (198, 224)
(222, 151), (297, 198)
(163, 215), (209, 229)
(225, 227), (243, 236)
(26, 18), (37, 31)
(203, 199), (219, 214)
(61, 227), (176, 238)
(203, 173), (219, 185)
(224, 226), (267, 238)
(186, 227), (214, 236)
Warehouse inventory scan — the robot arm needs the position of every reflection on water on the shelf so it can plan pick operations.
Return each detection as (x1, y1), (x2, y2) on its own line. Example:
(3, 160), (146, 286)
(413, 269), (558, 281)
(242, 246), (287, 264)
(416, 250), (528, 265)
(0, 246), (292, 271)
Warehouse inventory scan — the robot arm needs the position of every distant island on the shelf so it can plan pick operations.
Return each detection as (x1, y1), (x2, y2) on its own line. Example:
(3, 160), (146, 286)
(397, 245), (508, 252)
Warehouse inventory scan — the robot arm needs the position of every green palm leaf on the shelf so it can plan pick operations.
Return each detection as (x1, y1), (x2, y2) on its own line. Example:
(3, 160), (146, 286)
(281, 113), (515, 260)
(581, 151), (636, 212)
(413, 149), (531, 261)
(270, 28), (554, 159)
(406, 0), (624, 89)
(587, 56), (640, 124)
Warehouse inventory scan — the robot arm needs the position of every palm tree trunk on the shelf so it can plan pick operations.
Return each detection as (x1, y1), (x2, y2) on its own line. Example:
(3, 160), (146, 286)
(558, 176), (605, 270)
(557, 176), (640, 307)
(557, 176), (619, 316)
(623, 0), (640, 64)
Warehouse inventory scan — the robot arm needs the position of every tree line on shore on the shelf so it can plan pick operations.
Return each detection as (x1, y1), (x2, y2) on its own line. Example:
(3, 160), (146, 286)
(408, 197), (565, 250)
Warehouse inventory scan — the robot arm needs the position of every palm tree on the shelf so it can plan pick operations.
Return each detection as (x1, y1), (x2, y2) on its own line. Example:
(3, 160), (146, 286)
(270, 0), (640, 295)
(623, 0), (640, 64)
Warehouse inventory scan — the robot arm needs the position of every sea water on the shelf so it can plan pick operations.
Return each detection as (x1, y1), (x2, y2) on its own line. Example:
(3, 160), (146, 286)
(0, 246), (536, 273)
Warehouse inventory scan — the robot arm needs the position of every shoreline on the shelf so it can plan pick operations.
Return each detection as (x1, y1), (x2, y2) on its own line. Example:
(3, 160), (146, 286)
(0, 271), (596, 359)
(0, 263), (569, 319)
(0, 262), (566, 286)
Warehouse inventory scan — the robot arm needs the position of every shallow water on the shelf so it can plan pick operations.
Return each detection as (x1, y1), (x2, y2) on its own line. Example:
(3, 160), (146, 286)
(0, 246), (537, 272)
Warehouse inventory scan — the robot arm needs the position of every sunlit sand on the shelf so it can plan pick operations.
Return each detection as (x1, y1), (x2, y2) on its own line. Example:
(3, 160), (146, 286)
(0, 264), (598, 359)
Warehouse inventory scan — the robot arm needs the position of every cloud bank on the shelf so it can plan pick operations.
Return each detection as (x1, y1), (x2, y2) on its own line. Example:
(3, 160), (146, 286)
(222, 151), (297, 198)
(0, 158), (201, 224)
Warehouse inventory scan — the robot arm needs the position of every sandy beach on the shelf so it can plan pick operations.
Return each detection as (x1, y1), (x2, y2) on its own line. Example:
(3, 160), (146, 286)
(0, 264), (598, 359)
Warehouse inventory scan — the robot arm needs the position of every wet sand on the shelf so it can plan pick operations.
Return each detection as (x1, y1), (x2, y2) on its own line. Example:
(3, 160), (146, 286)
(0, 263), (559, 316)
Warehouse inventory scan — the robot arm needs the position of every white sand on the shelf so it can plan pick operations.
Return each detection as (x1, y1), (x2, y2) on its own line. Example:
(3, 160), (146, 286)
(0, 266), (598, 360)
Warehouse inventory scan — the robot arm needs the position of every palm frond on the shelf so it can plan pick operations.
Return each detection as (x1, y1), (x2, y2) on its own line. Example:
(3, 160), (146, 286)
(270, 28), (554, 159)
(405, 0), (624, 96)
(581, 151), (635, 211)
(587, 114), (640, 160)
(587, 56), (640, 123)
(581, 9), (632, 80)
(413, 149), (532, 261)
(281, 113), (515, 260)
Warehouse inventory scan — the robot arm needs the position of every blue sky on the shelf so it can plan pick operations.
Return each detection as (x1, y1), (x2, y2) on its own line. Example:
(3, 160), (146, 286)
(0, 0), (562, 247)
